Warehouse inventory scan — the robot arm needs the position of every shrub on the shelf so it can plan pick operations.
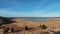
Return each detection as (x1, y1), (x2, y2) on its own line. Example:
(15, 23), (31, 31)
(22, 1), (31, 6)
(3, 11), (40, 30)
(25, 25), (29, 30)
(3, 27), (9, 33)
(11, 27), (14, 32)
(40, 24), (47, 29)
(0, 23), (2, 29)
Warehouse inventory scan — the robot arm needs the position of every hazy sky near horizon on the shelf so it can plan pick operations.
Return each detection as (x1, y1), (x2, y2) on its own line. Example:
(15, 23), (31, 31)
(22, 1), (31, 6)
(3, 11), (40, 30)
(0, 0), (60, 17)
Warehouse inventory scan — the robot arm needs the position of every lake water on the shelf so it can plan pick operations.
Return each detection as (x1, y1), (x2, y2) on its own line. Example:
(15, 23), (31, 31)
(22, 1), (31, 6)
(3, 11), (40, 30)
(19, 17), (60, 22)
(7, 17), (60, 22)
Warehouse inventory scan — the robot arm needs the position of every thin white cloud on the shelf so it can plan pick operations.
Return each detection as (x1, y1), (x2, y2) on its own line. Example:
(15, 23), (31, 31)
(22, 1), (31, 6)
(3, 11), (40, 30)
(0, 8), (44, 17)
(0, 8), (60, 17)
(41, 11), (60, 17)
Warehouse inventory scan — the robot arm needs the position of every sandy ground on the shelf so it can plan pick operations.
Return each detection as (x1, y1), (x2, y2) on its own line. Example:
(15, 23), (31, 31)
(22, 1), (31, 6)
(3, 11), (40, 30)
(0, 18), (60, 34)
(11, 18), (60, 29)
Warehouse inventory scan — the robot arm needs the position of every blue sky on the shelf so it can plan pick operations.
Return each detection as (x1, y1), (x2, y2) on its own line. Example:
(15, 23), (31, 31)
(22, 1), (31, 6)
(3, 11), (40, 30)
(0, 0), (60, 17)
